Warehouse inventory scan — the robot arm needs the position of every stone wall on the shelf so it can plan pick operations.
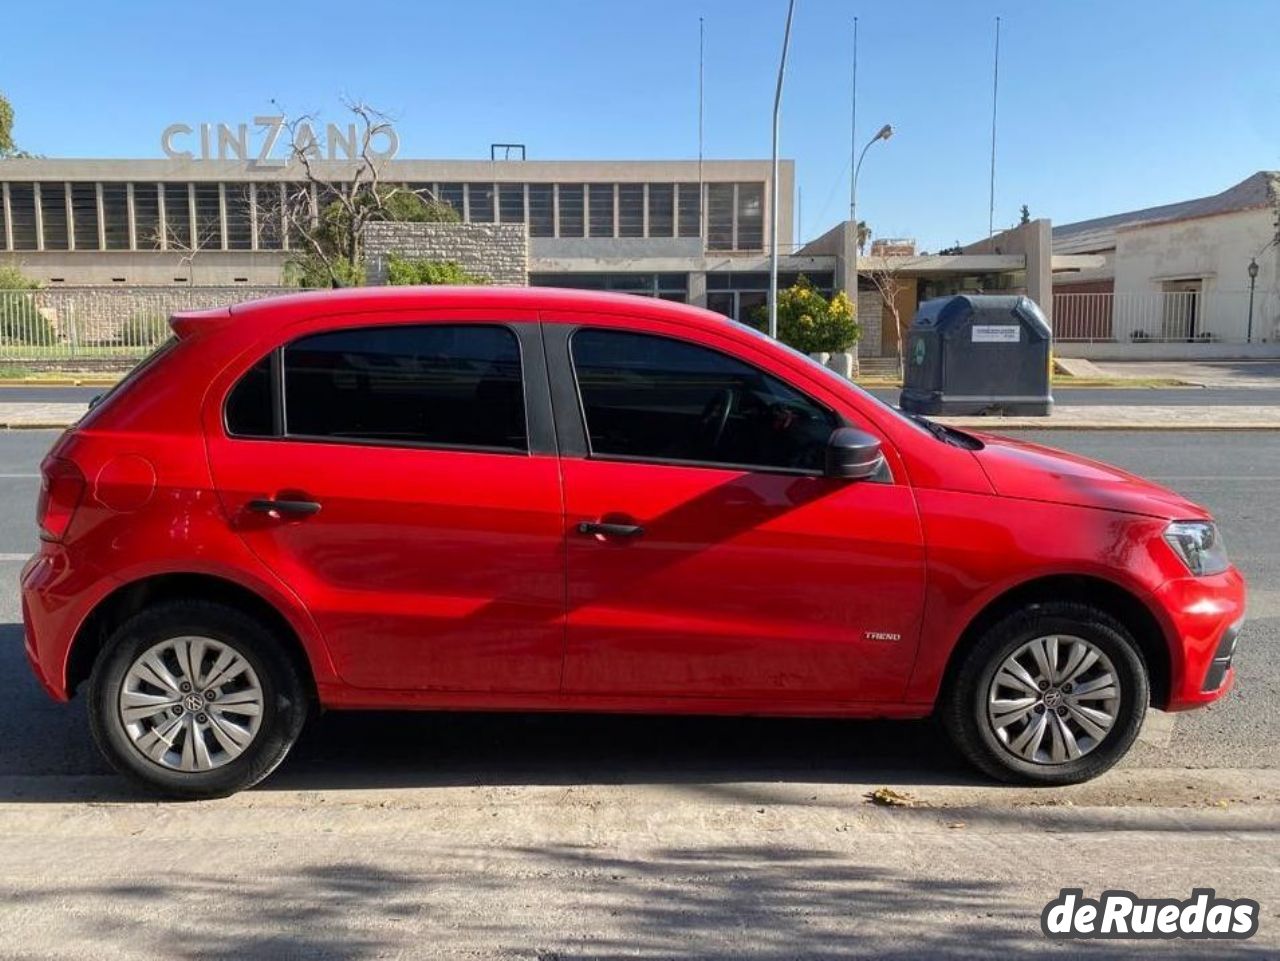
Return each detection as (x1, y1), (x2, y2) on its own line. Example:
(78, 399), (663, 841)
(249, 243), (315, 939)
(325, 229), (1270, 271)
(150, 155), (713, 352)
(857, 291), (883, 357)
(364, 222), (528, 286)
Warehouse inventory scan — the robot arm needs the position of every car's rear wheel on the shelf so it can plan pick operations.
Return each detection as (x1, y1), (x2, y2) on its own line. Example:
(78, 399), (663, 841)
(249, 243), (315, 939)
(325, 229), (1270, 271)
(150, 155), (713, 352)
(942, 601), (1150, 785)
(89, 600), (308, 799)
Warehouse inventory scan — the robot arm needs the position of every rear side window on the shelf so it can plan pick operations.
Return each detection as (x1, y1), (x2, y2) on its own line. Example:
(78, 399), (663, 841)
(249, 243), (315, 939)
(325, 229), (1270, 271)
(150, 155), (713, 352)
(571, 328), (838, 472)
(283, 324), (526, 451)
(225, 354), (275, 437)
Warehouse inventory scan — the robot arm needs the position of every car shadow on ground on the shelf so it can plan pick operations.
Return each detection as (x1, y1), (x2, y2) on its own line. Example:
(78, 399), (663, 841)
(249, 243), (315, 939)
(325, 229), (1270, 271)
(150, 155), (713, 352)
(0, 622), (1001, 801)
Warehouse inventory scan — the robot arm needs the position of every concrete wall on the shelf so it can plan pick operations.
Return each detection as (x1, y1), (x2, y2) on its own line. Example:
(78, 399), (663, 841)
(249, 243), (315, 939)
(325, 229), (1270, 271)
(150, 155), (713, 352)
(1, 250), (288, 287)
(364, 222), (528, 286)
(1112, 207), (1279, 341)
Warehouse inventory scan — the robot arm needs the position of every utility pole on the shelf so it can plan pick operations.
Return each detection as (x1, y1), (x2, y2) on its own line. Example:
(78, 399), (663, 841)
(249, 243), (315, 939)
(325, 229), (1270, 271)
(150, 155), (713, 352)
(987, 16), (1001, 247)
(768, 0), (796, 339)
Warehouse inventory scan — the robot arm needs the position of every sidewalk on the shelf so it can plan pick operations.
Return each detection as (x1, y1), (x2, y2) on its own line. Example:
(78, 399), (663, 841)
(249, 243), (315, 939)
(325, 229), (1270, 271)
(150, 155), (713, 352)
(4, 402), (1279, 430)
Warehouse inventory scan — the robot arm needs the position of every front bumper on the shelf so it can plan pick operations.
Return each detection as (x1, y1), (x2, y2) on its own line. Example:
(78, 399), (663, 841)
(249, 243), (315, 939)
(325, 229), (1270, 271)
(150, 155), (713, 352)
(1152, 566), (1247, 711)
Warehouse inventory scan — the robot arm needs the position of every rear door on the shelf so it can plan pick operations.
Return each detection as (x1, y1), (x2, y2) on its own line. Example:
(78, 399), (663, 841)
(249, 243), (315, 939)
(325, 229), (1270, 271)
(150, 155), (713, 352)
(204, 312), (566, 694)
(544, 314), (926, 703)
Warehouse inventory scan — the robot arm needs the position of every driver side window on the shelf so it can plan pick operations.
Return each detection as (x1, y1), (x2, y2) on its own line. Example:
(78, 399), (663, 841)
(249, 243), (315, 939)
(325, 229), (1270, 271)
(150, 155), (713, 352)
(570, 328), (839, 472)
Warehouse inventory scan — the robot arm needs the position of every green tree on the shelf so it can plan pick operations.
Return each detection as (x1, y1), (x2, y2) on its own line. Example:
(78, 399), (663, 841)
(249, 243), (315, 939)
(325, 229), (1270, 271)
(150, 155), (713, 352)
(384, 257), (488, 286)
(856, 220), (871, 254)
(753, 276), (860, 354)
(0, 92), (15, 157)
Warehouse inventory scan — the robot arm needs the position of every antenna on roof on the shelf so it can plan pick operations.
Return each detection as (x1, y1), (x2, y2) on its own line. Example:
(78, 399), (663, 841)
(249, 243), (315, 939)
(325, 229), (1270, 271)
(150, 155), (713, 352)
(987, 17), (1001, 248)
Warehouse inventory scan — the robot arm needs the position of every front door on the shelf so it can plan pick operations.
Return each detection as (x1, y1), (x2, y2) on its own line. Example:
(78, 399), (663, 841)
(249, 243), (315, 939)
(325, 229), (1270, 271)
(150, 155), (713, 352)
(550, 321), (926, 703)
(204, 316), (566, 693)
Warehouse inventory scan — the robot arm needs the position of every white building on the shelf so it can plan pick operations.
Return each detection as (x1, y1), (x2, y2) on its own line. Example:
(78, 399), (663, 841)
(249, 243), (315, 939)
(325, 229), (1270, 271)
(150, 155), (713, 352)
(1052, 171), (1280, 356)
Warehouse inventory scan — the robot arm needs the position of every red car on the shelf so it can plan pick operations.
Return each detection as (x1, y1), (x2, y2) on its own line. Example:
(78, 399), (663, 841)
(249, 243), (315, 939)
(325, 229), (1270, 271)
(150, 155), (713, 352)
(22, 288), (1245, 798)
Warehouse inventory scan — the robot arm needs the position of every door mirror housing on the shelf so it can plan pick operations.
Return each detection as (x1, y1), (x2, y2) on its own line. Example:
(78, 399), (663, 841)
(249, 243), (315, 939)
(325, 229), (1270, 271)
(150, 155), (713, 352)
(825, 427), (885, 481)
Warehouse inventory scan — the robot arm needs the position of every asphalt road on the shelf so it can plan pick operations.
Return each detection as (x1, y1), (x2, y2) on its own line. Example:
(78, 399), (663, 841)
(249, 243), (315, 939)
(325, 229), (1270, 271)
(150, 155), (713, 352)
(6, 384), (1280, 407)
(0, 428), (1275, 786)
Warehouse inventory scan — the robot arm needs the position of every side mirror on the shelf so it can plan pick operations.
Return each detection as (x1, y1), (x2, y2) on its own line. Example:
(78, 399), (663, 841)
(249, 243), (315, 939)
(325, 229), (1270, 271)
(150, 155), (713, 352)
(825, 427), (885, 481)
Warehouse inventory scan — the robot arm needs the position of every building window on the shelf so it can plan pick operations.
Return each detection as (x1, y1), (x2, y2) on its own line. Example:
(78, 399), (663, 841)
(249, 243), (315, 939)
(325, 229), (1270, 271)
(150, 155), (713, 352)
(225, 184), (252, 250)
(618, 183), (644, 238)
(283, 324), (527, 451)
(558, 184), (584, 237)
(467, 183), (494, 223)
(40, 183), (69, 250)
(528, 184), (553, 237)
(588, 184), (615, 238)
(102, 184), (130, 250)
(647, 184), (674, 238)
(677, 183), (701, 238)
(163, 183), (192, 249)
(529, 272), (687, 302)
(498, 183), (525, 224)
(736, 183), (764, 251)
(255, 183), (286, 250)
(134, 184), (162, 250)
(8, 184), (37, 250)
(706, 183), (734, 251)
(438, 183), (464, 218)
(193, 183), (222, 250)
(70, 183), (100, 250)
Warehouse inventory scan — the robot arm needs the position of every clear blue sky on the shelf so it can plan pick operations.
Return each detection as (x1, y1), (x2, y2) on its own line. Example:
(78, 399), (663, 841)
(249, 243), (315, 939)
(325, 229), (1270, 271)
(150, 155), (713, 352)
(3, 0), (1276, 251)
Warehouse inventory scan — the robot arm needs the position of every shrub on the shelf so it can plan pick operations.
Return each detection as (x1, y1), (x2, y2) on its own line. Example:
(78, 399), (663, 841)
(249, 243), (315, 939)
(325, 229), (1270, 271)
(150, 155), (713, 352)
(285, 254), (366, 289)
(0, 291), (55, 345)
(752, 276), (861, 354)
(384, 257), (488, 286)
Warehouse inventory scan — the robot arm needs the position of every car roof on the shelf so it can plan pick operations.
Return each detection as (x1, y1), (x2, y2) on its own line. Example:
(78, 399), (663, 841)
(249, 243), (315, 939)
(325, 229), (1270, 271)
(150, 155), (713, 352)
(220, 285), (733, 330)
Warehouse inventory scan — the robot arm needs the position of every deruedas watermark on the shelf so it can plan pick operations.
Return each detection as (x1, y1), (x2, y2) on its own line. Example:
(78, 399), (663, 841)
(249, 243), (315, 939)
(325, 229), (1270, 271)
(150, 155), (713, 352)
(1042, 888), (1259, 940)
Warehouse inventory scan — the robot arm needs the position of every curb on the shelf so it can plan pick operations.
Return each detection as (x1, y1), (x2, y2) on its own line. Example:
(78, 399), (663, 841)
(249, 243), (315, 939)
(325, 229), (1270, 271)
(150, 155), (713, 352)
(937, 420), (1280, 431)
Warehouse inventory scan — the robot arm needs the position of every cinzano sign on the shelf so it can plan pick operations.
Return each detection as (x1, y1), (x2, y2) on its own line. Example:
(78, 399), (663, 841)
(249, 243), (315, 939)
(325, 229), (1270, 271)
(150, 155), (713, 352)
(161, 116), (399, 164)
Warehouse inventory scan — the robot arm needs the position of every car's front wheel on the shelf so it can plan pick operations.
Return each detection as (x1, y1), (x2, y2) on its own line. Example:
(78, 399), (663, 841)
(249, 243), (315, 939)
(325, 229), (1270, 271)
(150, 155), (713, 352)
(942, 601), (1150, 785)
(89, 600), (308, 799)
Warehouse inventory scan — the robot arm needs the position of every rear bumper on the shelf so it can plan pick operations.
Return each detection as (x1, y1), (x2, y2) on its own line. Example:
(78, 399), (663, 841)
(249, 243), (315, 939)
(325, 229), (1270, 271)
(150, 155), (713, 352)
(1153, 566), (1247, 711)
(21, 546), (117, 702)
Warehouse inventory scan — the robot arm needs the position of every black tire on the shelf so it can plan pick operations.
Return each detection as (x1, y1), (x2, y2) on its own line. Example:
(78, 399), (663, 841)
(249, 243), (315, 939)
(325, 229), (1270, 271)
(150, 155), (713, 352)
(941, 601), (1150, 786)
(88, 599), (309, 799)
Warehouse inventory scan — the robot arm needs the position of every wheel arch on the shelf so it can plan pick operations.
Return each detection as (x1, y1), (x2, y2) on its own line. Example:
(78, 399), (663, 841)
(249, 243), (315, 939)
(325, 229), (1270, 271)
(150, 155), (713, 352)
(65, 572), (321, 704)
(937, 574), (1172, 710)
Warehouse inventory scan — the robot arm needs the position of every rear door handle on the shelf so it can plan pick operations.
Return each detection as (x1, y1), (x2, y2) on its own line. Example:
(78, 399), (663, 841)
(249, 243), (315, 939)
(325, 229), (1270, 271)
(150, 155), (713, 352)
(577, 521), (644, 538)
(247, 498), (322, 517)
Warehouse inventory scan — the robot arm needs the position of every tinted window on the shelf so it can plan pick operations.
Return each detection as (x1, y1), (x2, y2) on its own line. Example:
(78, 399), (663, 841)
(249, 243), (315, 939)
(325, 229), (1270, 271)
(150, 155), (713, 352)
(284, 325), (526, 451)
(225, 354), (275, 437)
(571, 329), (838, 472)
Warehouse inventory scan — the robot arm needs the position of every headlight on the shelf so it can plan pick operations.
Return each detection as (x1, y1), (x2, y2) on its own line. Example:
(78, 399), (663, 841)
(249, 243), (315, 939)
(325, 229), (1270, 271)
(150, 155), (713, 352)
(1164, 521), (1229, 576)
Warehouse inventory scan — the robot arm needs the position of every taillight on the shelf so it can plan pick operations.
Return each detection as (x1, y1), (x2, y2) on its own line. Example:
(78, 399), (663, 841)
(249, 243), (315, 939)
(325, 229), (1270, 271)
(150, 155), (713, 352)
(37, 457), (86, 542)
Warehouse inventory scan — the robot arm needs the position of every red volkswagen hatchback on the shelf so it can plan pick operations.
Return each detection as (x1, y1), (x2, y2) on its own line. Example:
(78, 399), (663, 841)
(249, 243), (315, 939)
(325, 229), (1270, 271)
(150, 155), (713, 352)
(22, 288), (1245, 797)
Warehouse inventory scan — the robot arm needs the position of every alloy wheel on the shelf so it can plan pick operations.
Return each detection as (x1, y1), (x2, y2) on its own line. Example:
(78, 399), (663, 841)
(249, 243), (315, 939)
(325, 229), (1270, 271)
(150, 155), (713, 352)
(118, 636), (265, 772)
(985, 634), (1121, 765)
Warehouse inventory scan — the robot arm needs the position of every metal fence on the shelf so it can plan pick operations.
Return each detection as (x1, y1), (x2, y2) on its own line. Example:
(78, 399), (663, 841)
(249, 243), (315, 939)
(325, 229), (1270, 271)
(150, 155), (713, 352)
(0, 286), (289, 362)
(1053, 289), (1279, 344)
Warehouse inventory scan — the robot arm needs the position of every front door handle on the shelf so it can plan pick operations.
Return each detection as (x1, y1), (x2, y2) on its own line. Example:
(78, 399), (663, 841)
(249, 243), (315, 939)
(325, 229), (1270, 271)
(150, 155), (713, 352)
(577, 520), (644, 538)
(246, 498), (322, 518)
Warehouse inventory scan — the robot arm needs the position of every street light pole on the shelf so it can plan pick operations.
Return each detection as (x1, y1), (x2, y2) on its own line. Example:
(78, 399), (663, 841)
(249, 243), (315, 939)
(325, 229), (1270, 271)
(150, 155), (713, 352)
(1247, 257), (1259, 344)
(849, 124), (893, 316)
(768, 0), (796, 340)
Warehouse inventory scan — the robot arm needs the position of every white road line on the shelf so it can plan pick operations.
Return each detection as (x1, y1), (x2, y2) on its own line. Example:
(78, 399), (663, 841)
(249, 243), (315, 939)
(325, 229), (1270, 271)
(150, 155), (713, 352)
(0, 553), (31, 561)
(0, 473), (39, 478)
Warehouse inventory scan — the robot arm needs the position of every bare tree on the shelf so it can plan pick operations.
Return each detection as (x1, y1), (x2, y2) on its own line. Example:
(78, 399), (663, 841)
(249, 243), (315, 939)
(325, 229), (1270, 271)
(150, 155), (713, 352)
(866, 257), (923, 382)
(148, 212), (224, 287)
(269, 99), (456, 287)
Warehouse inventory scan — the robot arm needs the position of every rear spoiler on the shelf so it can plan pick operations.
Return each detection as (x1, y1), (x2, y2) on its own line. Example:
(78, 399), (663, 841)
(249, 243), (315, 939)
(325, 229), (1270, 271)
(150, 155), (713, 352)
(169, 306), (234, 340)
